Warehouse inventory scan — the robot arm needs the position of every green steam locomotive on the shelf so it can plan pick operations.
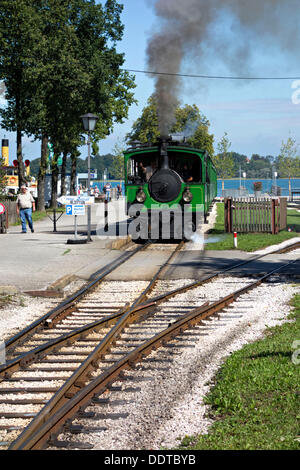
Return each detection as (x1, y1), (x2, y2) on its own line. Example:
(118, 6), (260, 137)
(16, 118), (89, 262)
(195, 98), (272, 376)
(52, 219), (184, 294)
(124, 136), (217, 240)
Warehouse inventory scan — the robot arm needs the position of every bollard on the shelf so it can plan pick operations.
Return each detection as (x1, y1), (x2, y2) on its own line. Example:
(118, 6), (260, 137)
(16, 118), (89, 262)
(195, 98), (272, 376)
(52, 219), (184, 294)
(104, 200), (108, 232)
(233, 231), (238, 248)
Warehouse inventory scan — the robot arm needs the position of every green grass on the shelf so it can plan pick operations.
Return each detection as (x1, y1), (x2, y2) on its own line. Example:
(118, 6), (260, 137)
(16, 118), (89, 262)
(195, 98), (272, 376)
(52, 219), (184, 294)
(0, 295), (13, 309)
(11, 210), (48, 226)
(12, 207), (65, 226)
(205, 203), (299, 251)
(178, 294), (300, 450)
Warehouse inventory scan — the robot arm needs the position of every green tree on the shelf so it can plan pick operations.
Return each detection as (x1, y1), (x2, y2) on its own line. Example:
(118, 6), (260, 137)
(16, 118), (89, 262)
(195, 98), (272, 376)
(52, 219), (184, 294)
(0, 0), (42, 188)
(126, 95), (160, 144)
(278, 137), (300, 198)
(172, 104), (214, 155)
(0, 0), (136, 208)
(111, 140), (125, 179)
(126, 97), (214, 154)
(214, 132), (235, 191)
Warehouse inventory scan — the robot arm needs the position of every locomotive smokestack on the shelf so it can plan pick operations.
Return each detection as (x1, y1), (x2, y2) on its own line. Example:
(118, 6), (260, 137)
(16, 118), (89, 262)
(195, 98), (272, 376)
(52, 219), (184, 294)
(159, 136), (170, 170)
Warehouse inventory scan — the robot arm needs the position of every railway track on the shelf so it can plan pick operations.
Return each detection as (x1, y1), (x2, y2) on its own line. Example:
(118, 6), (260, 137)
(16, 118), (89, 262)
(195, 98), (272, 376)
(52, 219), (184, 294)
(4, 238), (179, 363)
(0, 239), (299, 449)
(0, 240), (184, 447)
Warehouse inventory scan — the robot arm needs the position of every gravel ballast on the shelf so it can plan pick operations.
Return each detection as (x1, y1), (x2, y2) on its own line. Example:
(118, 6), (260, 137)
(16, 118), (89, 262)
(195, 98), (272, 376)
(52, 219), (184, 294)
(0, 275), (299, 450)
(55, 278), (299, 450)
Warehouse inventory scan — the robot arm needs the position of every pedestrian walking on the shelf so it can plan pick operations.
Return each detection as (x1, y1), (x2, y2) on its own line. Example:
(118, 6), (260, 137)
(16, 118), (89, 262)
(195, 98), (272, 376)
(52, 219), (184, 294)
(104, 182), (111, 201)
(16, 185), (36, 233)
(116, 184), (122, 200)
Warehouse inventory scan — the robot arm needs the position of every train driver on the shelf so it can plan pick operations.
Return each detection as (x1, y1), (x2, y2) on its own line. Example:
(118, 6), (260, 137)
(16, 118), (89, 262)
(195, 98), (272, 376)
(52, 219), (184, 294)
(181, 164), (193, 183)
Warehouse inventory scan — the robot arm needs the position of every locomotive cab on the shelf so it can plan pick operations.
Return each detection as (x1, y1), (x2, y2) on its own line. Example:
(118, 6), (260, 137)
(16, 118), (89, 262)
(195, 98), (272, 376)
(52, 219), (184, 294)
(124, 139), (217, 240)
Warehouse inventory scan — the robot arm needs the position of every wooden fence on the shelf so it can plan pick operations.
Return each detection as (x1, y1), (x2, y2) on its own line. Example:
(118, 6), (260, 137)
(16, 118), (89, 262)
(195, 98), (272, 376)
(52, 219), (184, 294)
(0, 199), (18, 230)
(225, 197), (287, 234)
(0, 212), (7, 233)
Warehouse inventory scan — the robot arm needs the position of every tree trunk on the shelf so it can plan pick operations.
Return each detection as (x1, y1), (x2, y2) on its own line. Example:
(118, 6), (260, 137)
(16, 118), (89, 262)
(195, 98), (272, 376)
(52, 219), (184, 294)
(17, 128), (25, 189)
(70, 153), (77, 195)
(37, 135), (48, 211)
(60, 152), (67, 196)
(50, 157), (59, 208)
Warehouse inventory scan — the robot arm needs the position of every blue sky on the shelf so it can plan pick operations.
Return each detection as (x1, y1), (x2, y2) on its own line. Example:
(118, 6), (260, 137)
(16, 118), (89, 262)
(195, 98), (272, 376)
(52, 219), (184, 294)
(1, 0), (300, 163)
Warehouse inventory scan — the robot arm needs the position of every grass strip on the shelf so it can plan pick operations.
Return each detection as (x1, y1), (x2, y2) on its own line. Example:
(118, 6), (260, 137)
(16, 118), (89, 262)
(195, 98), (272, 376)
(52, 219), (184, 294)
(205, 203), (299, 251)
(178, 294), (300, 450)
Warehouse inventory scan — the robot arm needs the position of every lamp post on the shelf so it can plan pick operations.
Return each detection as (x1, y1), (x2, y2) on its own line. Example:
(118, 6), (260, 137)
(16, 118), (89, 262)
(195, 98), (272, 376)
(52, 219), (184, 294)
(80, 113), (98, 242)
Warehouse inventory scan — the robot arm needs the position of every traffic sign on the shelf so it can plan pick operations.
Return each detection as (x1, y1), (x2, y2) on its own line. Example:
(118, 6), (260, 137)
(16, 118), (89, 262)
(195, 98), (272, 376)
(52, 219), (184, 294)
(65, 204), (85, 216)
(58, 195), (94, 205)
(0, 203), (6, 215)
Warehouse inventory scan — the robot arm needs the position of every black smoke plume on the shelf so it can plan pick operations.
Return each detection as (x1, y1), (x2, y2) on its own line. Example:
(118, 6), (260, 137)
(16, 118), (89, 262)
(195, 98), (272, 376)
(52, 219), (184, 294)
(146, 0), (300, 136)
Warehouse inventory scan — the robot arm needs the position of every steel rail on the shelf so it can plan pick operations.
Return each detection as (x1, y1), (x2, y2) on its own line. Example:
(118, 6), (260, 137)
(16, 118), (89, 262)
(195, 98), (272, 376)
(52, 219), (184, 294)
(4, 238), (300, 353)
(0, 303), (130, 379)
(3, 241), (152, 354)
(10, 256), (299, 450)
(143, 239), (300, 306)
(2, 238), (298, 373)
(5, 241), (184, 449)
(0, 241), (183, 377)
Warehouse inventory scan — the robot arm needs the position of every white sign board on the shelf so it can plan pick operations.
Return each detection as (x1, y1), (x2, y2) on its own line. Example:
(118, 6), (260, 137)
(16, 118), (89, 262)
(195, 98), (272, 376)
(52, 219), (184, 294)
(58, 195), (94, 205)
(66, 204), (85, 216)
(77, 171), (97, 179)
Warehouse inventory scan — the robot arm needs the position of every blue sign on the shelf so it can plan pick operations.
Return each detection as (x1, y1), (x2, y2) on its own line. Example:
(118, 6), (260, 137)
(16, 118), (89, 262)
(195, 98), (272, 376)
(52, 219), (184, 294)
(65, 204), (85, 216)
(66, 205), (73, 215)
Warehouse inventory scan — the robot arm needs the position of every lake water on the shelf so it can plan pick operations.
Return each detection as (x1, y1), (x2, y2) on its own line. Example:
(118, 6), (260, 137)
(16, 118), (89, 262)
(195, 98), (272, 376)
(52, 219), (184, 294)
(217, 178), (300, 197)
(92, 178), (300, 198)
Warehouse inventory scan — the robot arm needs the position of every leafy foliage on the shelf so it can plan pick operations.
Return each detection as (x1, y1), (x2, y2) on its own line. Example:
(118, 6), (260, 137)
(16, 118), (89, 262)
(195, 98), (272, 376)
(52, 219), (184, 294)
(213, 132), (234, 188)
(126, 97), (215, 155)
(0, 0), (136, 205)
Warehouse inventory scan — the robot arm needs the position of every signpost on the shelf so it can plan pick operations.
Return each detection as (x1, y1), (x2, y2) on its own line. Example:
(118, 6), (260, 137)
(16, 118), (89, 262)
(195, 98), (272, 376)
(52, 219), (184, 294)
(57, 192), (96, 244)
(58, 195), (94, 205)
(65, 204), (86, 216)
(64, 200), (88, 244)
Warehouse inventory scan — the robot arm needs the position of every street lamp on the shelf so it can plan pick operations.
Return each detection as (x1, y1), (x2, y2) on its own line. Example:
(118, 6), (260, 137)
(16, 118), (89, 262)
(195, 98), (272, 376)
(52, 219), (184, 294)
(81, 113), (98, 242)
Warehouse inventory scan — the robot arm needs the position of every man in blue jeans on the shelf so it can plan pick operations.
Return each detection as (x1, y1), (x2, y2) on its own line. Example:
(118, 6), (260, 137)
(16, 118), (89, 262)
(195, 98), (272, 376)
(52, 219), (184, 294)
(16, 185), (36, 233)
(104, 182), (111, 201)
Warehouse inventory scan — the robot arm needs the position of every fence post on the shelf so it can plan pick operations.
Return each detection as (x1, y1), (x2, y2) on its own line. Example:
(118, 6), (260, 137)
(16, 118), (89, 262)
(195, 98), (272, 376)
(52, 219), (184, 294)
(279, 197), (287, 231)
(271, 199), (279, 234)
(224, 198), (232, 233)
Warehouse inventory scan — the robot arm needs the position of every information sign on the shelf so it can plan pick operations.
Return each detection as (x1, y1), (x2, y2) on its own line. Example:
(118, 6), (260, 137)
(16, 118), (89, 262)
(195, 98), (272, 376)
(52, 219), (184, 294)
(65, 204), (85, 216)
(58, 195), (94, 205)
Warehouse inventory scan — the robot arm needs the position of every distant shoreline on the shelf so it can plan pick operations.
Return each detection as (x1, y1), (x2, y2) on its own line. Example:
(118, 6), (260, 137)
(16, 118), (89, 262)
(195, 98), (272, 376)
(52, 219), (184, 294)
(218, 177), (300, 181)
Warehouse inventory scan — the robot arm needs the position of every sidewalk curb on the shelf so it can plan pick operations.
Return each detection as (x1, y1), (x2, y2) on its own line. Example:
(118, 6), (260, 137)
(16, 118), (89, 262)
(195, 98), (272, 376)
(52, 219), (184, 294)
(47, 274), (79, 292)
(105, 235), (132, 250)
(0, 286), (20, 295)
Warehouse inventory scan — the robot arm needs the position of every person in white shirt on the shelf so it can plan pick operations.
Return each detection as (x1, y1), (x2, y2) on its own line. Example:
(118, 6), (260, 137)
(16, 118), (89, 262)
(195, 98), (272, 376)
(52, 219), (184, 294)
(16, 185), (36, 233)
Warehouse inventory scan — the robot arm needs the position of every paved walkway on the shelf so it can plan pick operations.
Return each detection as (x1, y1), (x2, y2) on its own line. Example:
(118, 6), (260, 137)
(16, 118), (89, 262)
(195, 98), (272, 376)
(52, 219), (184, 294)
(0, 199), (299, 292)
(0, 200), (129, 291)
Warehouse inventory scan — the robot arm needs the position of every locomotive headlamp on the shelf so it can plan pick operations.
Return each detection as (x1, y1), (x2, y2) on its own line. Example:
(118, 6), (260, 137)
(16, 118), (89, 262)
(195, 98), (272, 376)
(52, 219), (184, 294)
(182, 188), (193, 203)
(136, 188), (146, 203)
